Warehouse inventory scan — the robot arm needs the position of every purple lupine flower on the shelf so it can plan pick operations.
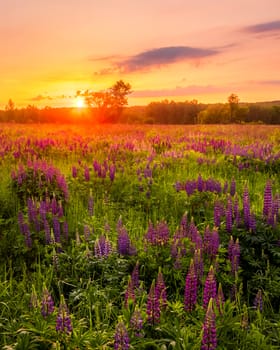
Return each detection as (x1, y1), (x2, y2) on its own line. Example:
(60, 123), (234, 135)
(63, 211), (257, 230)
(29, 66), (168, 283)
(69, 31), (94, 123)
(194, 249), (204, 283)
(27, 197), (37, 223)
(197, 174), (204, 192)
(203, 226), (212, 255)
(72, 165), (77, 178)
(203, 266), (217, 309)
(130, 307), (144, 337)
(214, 201), (223, 228)
(94, 235), (112, 258)
(84, 224), (91, 242)
(88, 192), (94, 217)
(117, 224), (136, 256)
(109, 164), (116, 181)
(228, 237), (240, 274)
(56, 295), (72, 334)
(51, 198), (58, 215)
(145, 221), (170, 246)
(249, 212), (256, 231)
(216, 283), (225, 314)
(44, 219), (51, 244)
(184, 259), (198, 312)
(41, 286), (55, 318)
(226, 197), (233, 233)
(23, 223), (32, 248)
(114, 320), (130, 350)
(201, 298), (217, 350)
(124, 277), (135, 308)
(84, 166), (90, 181)
(263, 180), (273, 218)
(253, 289), (263, 312)
(146, 280), (161, 325)
(131, 261), (140, 289)
(52, 216), (61, 243)
(243, 185), (251, 229)
(39, 200), (47, 221)
(155, 269), (167, 309)
(230, 178), (236, 197)
(209, 228), (220, 259)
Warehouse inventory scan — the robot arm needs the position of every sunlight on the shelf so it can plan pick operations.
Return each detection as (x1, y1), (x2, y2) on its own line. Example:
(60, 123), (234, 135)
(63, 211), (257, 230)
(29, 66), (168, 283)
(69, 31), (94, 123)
(75, 98), (85, 108)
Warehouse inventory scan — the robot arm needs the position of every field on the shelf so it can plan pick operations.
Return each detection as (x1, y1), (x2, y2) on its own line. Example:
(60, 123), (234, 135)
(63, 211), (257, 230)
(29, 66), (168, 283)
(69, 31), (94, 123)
(0, 123), (280, 349)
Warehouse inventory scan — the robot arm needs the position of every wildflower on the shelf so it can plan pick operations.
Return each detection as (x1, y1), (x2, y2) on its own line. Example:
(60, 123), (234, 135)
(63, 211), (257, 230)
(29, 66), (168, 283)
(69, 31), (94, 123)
(216, 283), (225, 314)
(228, 237), (240, 274)
(52, 216), (61, 243)
(124, 276), (135, 308)
(117, 224), (136, 255)
(184, 259), (198, 312)
(201, 298), (217, 350)
(114, 320), (130, 350)
(130, 307), (144, 337)
(155, 269), (167, 309)
(84, 224), (91, 242)
(131, 261), (140, 289)
(243, 184), (251, 229)
(109, 164), (116, 181)
(147, 280), (161, 325)
(230, 178), (236, 197)
(94, 235), (112, 258)
(41, 286), (54, 317)
(253, 289), (263, 312)
(214, 201), (223, 228)
(203, 266), (217, 310)
(145, 221), (169, 246)
(84, 165), (90, 181)
(56, 295), (72, 334)
(225, 197), (233, 233)
(263, 180), (273, 218)
(29, 285), (38, 309)
(72, 165), (77, 178)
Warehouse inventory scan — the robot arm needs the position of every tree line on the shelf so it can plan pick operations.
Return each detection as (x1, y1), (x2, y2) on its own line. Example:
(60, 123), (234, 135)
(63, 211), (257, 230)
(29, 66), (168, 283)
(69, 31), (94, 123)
(1, 82), (280, 124)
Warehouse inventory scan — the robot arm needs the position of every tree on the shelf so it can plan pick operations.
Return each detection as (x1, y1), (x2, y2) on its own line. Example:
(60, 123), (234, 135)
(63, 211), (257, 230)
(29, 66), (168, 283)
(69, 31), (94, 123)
(228, 93), (239, 122)
(78, 80), (132, 122)
(5, 99), (15, 121)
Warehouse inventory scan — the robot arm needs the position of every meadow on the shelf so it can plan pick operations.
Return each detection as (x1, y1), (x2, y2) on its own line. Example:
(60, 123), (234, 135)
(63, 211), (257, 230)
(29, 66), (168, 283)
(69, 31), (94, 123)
(0, 123), (280, 349)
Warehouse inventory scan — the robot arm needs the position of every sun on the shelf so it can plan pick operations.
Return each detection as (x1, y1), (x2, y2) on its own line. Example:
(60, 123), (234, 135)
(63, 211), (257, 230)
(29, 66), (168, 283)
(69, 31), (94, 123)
(75, 98), (85, 108)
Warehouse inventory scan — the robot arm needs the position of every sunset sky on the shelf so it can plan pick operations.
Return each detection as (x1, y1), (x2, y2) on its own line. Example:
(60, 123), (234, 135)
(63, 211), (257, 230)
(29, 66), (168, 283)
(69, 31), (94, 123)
(1, 0), (280, 108)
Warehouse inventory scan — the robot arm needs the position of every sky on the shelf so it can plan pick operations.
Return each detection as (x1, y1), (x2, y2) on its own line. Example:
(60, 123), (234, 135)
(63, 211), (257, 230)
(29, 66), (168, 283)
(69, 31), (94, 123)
(1, 0), (280, 108)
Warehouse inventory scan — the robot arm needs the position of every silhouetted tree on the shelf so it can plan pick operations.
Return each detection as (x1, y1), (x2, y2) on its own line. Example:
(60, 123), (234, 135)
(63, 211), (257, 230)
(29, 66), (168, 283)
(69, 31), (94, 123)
(228, 93), (239, 122)
(78, 80), (132, 122)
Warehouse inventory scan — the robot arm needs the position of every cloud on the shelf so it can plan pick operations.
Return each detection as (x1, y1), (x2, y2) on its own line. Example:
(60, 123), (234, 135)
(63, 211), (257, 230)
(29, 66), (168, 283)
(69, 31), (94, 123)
(29, 94), (71, 102)
(132, 84), (227, 98)
(244, 20), (280, 33)
(30, 94), (53, 101)
(92, 45), (220, 75)
(119, 46), (219, 72)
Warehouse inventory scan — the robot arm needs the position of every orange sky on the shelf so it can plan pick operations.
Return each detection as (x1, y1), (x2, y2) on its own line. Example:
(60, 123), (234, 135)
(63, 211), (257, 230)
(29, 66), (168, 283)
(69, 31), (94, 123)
(1, 0), (280, 108)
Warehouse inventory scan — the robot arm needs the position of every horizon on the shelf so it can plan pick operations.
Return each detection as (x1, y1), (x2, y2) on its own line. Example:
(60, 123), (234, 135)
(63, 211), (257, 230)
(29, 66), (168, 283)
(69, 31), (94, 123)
(1, 0), (280, 109)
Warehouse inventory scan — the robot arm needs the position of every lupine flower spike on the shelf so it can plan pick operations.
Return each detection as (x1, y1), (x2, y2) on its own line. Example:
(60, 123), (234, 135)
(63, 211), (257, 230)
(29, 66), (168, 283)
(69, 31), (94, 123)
(56, 295), (72, 334)
(114, 319), (130, 350)
(201, 298), (217, 350)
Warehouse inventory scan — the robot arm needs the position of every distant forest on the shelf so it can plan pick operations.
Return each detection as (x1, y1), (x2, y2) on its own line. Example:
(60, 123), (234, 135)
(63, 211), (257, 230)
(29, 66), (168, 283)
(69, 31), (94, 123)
(1, 98), (280, 124)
